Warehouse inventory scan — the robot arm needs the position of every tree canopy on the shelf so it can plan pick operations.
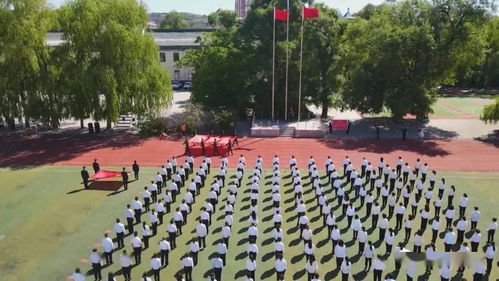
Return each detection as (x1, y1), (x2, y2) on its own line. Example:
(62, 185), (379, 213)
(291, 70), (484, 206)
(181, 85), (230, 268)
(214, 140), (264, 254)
(160, 10), (187, 29)
(182, 0), (496, 120)
(0, 0), (172, 129)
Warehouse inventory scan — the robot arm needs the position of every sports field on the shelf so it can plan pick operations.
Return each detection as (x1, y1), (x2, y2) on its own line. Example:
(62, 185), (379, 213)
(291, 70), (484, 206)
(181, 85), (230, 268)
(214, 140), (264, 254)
(0, 166), (497, 281)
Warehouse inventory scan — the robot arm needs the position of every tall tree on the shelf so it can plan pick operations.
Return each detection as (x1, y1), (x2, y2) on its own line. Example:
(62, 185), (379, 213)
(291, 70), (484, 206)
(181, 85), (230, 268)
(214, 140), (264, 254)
(342, 0), (492, 119)
(160, 11), (187, 29)
(301, 4), (345, 118)
(58, 0), (172, 129)
(0, 0), (54, 128)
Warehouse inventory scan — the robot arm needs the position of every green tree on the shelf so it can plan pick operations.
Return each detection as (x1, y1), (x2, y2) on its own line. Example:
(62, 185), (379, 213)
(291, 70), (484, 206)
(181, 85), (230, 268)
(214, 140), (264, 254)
(59, 0), (172, 129)
(208, 10), (237, 28)
(160, 11), (187, 29)
(301, 4), (346, 118)
(342, 0), (492, 119)
(0, 0), (54, 128)
(481, 96), (499, 123)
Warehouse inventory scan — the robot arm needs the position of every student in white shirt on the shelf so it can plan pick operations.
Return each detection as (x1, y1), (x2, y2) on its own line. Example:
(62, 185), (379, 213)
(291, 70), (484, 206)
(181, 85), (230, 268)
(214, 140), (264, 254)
(363, 241), (375, 271)
(485, 242), (496, 273)
(182, 254), (194, 281)
(72, 268), (86, 281)
(151, 254), (161, 281)
(159, 237), (170, 267)
(306, 255), (319, 281)
(102, 233), (114, 265)
(413, 230), (424, 253)
(89, 248), (102, 281)
(212, 255), (224, 281)
(119, 250), (132, 281)
(406, 260), (417, 281)
(443, 228), (456, 252)
(246, 257), (256, 280)
(470, 229), (481, 252)
(335, 240), (347, 268)
(487, 218), (497, 243)
(372, 255), (385, 281)
(340, 256), (352, 281)
(459, 193), (468, 217)
(275, 255), (287, 280)
(470, 207), (481, 231)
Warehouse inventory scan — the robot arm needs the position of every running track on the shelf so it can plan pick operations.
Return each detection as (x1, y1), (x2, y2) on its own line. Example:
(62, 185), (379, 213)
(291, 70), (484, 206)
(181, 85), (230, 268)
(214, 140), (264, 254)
(0, 134), (498, 172)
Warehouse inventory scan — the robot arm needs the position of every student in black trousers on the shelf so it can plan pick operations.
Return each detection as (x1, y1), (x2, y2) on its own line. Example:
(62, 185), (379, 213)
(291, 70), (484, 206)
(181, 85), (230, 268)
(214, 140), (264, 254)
(132, 161), (139, 180)
(93, 159), (100, 173)
(121, 167), (129, 190)
(81, 167), (90, 189)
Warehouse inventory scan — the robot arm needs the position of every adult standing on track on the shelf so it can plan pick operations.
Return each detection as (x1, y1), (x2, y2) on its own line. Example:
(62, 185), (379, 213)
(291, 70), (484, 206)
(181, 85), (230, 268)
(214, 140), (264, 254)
(121, 167), (129, 190)
(93, 159), (100, 173)
(81, 166), (90, 189)
(132, 161), (139, 180)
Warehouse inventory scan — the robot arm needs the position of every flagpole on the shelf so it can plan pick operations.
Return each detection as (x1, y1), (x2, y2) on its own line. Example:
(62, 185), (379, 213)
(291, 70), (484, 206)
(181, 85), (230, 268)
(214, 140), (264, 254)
(298, 7), (304, 122)
(284, 0), (289, 121)
(272, 10), (276, 121)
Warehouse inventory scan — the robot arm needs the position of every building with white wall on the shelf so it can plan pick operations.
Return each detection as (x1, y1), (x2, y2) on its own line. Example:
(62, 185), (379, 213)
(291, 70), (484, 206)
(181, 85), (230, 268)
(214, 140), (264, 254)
(45, 29), (214, 83)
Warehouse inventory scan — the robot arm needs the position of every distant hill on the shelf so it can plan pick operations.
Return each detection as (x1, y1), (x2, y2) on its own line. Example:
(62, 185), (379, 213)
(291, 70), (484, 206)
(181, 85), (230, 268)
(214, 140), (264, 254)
(148, 12), (212, 29)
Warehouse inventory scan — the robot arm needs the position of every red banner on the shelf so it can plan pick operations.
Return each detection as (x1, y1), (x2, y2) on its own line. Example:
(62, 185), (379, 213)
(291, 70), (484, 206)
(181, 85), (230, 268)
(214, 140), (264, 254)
(303, 7), (320, 19)
(274, 8), (289, 21)
(92, 170), (125, 179)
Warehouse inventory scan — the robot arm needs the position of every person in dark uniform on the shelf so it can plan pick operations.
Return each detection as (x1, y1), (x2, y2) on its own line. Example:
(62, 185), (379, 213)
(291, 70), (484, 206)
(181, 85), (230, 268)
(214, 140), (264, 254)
(201, 139), (206, 156)
(93, 159), (100, 173)
(81, 166), (90, 189)
(227, 141), (233, 155)
(132, 161), (139, 180)
(121, 167), (129, 190)
(213, 139), (219, 155)
(233, 136), (239, 146)
(183, 137), (191, 155)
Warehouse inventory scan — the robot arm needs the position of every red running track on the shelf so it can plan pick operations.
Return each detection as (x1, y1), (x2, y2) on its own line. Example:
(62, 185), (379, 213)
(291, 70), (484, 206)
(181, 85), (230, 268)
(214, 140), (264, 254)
(1, 134), (498, 172)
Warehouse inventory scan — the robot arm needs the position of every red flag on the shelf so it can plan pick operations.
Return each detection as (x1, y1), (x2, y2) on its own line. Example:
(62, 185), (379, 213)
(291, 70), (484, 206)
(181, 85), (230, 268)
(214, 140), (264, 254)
(274, 8), (288, 21)
(303, 7), (320, 19)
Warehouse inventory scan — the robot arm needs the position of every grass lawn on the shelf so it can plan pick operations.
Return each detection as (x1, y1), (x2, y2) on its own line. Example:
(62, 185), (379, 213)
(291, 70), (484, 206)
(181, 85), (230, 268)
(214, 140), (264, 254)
(431, 97), (495, 118)
(0, 166), (498, 281)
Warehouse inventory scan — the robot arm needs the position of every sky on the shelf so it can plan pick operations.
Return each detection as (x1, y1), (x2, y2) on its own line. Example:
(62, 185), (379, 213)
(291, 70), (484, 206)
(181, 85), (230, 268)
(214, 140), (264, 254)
(47, 0), (387, 15)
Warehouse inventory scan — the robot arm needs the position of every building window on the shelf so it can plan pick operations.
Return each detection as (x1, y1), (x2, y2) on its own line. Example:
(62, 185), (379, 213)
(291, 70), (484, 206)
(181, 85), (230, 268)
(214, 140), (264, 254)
(159, 52), (166, 62)
(174, 70), (180, 80)
(173, 52), (180, 62)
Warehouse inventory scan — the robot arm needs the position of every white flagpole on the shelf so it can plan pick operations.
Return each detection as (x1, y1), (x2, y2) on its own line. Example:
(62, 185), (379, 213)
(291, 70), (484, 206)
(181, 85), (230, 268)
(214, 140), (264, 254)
(285, 0), (289, 120)
(298, 7), (304, 122)
(272, 9), (276, 121)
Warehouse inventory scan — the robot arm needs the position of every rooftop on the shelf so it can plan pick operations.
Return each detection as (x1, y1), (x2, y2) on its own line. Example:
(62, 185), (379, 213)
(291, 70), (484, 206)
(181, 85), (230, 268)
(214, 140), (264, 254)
(45, 29), (214, 47)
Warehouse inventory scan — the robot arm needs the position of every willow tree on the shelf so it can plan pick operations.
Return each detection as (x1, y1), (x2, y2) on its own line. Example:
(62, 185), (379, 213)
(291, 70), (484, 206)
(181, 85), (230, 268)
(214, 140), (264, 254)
(0, 0), (54, 128)
(58, 0), (171, 129)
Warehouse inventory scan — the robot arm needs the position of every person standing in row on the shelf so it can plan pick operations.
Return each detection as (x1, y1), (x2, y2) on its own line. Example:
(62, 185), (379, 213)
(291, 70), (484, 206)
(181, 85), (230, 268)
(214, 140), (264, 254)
(114, 218), (125, 248)
(151, 254), (161, 281)
(132, 161), (139, 180)
(182, 254), (194, 281)
(131, 231), (143, 264)
(159, 237), (170, 267)
(81, 167), (90, 189)
(89, 248), (102, 281)
(72, 268), (86, 281)
(102, 233), (114, 265)
(120, 250), (132, 281)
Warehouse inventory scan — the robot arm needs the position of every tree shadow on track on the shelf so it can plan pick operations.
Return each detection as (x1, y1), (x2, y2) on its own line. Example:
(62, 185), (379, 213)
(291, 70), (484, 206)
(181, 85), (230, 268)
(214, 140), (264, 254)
(0, 129), (147, 168)
(317, 138), (451, 157)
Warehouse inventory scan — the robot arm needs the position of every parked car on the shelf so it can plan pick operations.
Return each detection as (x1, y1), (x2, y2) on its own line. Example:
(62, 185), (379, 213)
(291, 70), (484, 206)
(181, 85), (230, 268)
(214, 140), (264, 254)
(172, 83), (182, 90)
(183, 81), (192, 90)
